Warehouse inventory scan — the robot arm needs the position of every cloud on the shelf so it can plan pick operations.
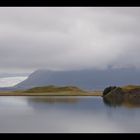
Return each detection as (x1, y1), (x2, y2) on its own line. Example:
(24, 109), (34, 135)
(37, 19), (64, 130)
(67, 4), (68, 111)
(0, 76), (28, 87)
(0, 7), (140, 72)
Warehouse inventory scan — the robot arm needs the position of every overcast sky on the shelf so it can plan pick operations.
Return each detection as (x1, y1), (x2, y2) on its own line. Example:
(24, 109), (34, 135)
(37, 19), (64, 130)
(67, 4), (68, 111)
(0, 76), (27, 87)
(0, 7), (140, 74)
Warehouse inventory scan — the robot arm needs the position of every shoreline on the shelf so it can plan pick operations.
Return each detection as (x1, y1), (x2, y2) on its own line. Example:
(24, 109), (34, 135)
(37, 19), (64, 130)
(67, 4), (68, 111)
(0, 95), (102, 96)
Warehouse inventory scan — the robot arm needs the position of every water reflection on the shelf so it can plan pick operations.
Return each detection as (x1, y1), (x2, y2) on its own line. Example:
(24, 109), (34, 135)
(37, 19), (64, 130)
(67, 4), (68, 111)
(103, 95), (140, 108)
(0, 96), (140, 132)
(26, 96), (103, 112)
(27, 96), (79, 104)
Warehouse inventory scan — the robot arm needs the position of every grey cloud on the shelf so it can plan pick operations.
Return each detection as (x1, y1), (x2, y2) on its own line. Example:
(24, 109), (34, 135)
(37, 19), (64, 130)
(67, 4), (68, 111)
(0, 7), (140, 73)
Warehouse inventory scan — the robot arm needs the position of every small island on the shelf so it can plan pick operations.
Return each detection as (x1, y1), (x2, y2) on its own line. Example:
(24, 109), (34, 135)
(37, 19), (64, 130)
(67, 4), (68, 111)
(103, 85), (140, 98)
(103, 85), (140, 108)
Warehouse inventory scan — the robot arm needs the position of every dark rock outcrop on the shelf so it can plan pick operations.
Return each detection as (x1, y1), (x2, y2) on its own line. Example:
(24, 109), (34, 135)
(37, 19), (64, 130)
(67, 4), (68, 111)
(102, 86), (117, 97)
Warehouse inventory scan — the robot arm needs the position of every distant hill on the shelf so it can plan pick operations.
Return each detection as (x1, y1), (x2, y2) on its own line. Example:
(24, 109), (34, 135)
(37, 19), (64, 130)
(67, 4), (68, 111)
(14, 68), (140, 90)
(24, 85), (84, 93)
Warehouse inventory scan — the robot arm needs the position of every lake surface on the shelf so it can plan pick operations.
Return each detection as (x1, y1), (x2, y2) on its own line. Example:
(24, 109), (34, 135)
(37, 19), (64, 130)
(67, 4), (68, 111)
(0, 96), (140, 133)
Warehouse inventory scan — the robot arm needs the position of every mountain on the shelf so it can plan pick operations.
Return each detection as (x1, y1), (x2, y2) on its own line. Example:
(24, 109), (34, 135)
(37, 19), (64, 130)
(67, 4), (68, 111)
(14, 68), (140, 90)
(0, 87), (17, 91)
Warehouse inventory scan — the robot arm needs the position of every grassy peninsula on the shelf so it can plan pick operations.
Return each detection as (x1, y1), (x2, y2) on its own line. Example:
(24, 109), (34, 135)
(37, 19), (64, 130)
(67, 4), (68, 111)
(0, 85), (102, 96)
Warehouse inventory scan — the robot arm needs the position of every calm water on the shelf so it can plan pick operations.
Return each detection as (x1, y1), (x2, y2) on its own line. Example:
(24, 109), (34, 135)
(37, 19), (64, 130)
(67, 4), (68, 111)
(0, 96), (140, 133)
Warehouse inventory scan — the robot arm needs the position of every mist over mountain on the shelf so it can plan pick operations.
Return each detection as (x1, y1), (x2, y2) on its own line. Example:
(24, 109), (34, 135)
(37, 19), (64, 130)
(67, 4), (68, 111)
(14, 68), (140, 90)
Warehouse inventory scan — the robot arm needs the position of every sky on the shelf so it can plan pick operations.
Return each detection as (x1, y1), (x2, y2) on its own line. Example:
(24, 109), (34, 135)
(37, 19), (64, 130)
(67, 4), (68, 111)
(0, 7), (140, 86)
(0, 76), (27, 87)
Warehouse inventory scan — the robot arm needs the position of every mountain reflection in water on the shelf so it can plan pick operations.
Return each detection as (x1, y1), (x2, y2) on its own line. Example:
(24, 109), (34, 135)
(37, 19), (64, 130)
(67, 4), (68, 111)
(0, 96), (140, 132)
